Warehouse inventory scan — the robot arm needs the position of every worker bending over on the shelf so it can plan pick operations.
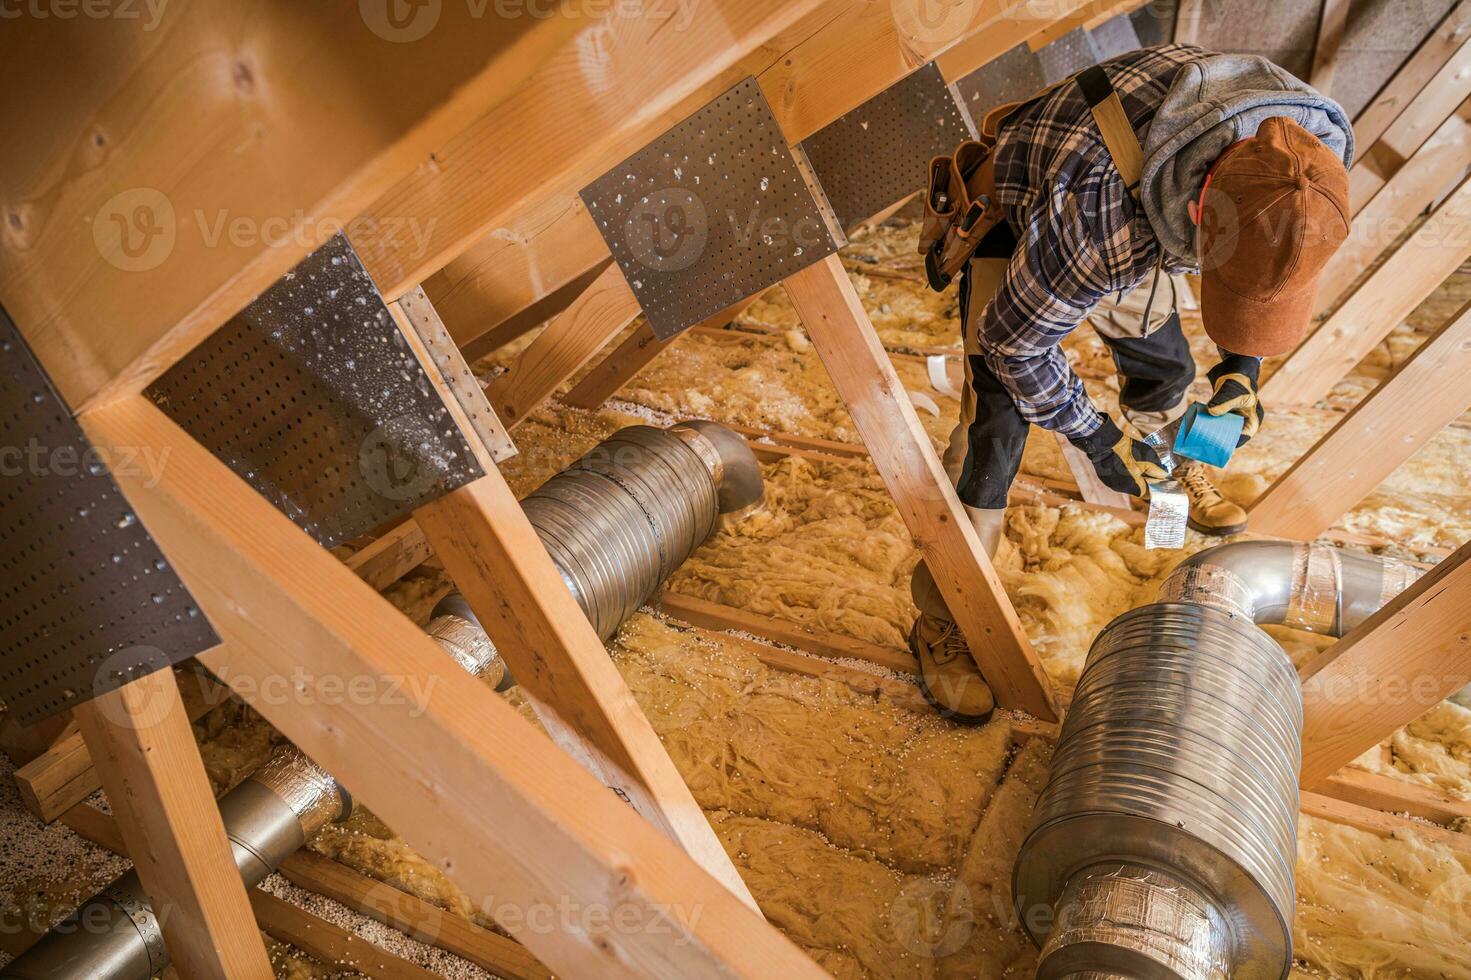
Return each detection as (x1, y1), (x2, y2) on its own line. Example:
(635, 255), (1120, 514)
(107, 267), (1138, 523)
(914, 44), (1352, 721)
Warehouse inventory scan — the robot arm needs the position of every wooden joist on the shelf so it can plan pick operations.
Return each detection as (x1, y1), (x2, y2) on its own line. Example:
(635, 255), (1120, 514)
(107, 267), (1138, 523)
(1299, 540), (1471, 788)
(278, 851), (554, 980)
(0, 6), (583, 410)
(1250, 296), (1471, 540)
(1300, 791), (1471, 856)
(1261, 171), (1471, 408)
(1318, 767), (1471, 826)
(75, 671), (272, 978)
(784, 255), (1058, 721)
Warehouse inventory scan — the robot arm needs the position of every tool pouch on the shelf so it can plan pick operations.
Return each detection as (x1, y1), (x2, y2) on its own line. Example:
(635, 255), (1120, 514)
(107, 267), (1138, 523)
(921, 139), (1001, 291)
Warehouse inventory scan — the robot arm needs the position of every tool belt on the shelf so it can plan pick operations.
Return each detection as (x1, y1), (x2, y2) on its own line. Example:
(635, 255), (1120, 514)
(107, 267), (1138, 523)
(920, 65), (1147, 292)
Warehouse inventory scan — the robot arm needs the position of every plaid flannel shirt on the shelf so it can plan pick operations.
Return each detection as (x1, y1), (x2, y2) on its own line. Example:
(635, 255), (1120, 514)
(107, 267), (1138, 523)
(980, 44), (1205, 439)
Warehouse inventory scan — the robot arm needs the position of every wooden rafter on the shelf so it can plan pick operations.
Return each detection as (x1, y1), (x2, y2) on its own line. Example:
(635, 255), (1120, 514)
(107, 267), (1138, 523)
(482, 263), (643, 427)
(1250, 296), (1471, 540)
(80, 395), (821, 978)
(0, 6), (584, 410)
(1352, 0), (1471, 150)
(76, 671), (272, 978)
(1299, 540), (1471, 788)
(1318, 94), (1471, 307)
(1308, 0), (1352, 94)
(1261, 171), (1471, 407)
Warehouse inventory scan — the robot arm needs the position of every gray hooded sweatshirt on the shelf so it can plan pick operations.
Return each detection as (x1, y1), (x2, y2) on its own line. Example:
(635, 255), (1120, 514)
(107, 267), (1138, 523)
(1141, 51), (1355, 266)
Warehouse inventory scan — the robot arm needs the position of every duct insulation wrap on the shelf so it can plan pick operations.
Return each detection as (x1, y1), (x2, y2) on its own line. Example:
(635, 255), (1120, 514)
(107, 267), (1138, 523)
(1015, 601), (1302, 980)
(522, 421), (762, 639)
(3, 744), (348, 980)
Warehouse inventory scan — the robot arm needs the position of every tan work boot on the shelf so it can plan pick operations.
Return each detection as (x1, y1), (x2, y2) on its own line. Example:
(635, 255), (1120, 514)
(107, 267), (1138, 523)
(1178, 463), (1247, 536)
(909, 614), (996, 725)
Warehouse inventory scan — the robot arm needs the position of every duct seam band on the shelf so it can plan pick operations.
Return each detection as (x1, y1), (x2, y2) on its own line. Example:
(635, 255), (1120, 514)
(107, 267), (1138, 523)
(100, 881), (166, 975)
(1378, 557), (1418, 609)
(1156, 561), (1255, 619)
(1286, 544), (1341, 634)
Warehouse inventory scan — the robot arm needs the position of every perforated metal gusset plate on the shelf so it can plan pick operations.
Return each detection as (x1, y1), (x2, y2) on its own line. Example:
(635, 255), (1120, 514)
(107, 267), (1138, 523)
(1037, 26), (1102, 85)
(581, 77), (844, 340)
(0, 307), (219, 724)
(952, 42), (1047, 124)
(1089, 11), (1143, 60)
(797, 62), (978, 232)
(146, 234), (483, 549)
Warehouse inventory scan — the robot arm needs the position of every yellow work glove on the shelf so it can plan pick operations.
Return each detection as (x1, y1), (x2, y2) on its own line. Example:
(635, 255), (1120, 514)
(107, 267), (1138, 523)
(1070, 418), (1168, 497)
(1206, 354), (1264, 445)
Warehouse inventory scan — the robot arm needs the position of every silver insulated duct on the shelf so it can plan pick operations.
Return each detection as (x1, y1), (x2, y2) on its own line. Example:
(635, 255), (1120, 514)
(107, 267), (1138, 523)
(1013, 541), (1418, 980)
(523, 420), (763, 639)
(4, 419), (758, 980)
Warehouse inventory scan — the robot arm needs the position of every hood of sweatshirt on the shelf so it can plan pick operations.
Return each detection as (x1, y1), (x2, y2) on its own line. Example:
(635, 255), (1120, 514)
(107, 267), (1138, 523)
(1141, 52), (1354, 267)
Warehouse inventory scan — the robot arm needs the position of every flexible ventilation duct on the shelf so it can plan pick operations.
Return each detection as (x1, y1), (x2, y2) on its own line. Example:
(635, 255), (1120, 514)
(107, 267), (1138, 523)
(523, 420), (762, 639)
(1014, 541), (1418, 980)
(5, 420), (758, 980)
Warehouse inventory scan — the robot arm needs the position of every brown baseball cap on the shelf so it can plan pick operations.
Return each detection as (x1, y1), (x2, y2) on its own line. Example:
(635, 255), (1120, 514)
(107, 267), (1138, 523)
(1194, 116), (1351, 356)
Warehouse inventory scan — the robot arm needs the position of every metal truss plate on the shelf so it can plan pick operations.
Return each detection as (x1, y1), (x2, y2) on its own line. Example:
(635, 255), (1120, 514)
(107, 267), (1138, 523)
(798, 62), (978, 232)
(146, 234), (483, 549)
(952, 42), (1048, 125)
(0, 307), (219, 724)
(1090, 12), (1144, 61)
(1037, 26), (1101, 85)
(581, 77), (844, 340)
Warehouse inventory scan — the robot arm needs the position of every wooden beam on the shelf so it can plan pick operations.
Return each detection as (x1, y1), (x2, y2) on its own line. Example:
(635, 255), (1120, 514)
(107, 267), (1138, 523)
(413, 476), (761, 912)
(783, 255), (1058, 720)
(1261, 171), (1471, 408)
(1300, 791), (1471, 856)
(1318, 94), (1471, 307)
(278, 851), (554, 980)
(1352, 0), (1471, 150)
(1309, 0), (1352, 94)
(655, 591), (918, 675)
(1172, 0), (1207, 45)
(462, 259), (616, 362)
(562, 295), (760, 410)
(1347, 32), (1471, 213)
(1299, 540), (1471, 788)
(76, 671), (272, 979)
(351, 0), (831, 299)
(79, 395), (818, 978)
(411, 0), (1094, 357)
(1250, 296), (1471, 539)
(251, 891), (441, 980)
(342, 519), (435, 593)
(0, 6), (582, 410)
(482, 263), (642, 427)
(1317, 767), (1471, 826)
(0, 711), (76, 768)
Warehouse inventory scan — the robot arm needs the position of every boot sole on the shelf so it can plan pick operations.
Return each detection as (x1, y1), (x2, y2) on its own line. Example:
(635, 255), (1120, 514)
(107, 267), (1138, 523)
(1187, 516), (1248, 537)
(914, 663), (996, 727)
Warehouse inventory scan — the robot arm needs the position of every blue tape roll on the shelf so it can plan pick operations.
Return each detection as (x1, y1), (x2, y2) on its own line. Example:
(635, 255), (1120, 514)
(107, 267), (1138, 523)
(1172, 402), (1243, 468)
